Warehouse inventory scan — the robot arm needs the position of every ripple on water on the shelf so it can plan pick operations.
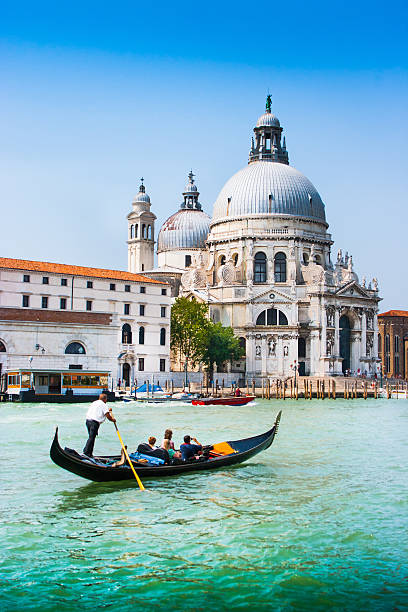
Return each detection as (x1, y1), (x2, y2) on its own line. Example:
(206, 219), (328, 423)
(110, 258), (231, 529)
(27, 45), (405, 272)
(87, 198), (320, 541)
(1, 399), (408, 610)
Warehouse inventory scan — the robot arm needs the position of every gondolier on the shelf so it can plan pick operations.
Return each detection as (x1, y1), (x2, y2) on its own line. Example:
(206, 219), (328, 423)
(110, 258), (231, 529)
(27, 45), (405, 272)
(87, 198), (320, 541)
(83, 393), (116, 457)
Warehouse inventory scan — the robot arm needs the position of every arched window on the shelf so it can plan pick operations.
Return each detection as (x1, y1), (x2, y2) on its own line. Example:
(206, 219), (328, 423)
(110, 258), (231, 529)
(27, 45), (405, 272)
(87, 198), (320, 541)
(239, 337), (246, 355)
(219, 255), (226, 266)
(233, 253), (239, 266)
(0, 341), (6, 352)
(298, 337), (306, 358)
(254, 252), (267, 283)
(394, 335), (400, 353)
(274, 252), (287, 282)
(142, 224), (146, 239)
(160, 328), (166, 346)
(385, 333), (390, 373)
(303, 253), (309, 266)
(148, 225), (152, 240)
(65, 342), (86, 354)
(122, 323), (132, 344)
(378, 334), (382, 353)
(139, 326), (145, 345)
(256, 308), (288, 326)
(130, 225), (134, 238)
(135, 224), (138, 238)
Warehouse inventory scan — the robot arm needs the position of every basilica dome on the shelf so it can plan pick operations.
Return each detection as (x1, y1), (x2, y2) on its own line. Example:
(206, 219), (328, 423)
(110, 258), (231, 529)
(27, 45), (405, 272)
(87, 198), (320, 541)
(158, 208), (211, 252)
(211, 161), (326, 224)
(157, 171), (211, 253)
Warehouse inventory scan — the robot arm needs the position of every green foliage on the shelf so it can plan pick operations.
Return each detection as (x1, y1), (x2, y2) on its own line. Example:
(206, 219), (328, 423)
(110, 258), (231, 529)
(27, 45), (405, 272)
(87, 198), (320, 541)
(200, 322), (244, 374)
(170, 297), (210, 369)
(170, 297), (244, 374)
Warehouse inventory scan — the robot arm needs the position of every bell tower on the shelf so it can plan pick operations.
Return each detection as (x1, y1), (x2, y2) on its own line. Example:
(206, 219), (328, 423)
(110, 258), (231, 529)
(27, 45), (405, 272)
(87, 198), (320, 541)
(127, 179), (156, 273)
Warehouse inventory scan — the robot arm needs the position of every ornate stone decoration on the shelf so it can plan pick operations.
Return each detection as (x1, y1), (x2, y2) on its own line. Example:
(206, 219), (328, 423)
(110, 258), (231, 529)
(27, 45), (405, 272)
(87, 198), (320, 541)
(255, 345), (261, 358)
(366, 334), (374, 357)
(326, 330), (335, 355)
(366, 309), (375, 330)
(326, 305), (335, 327)
(267, 336), (276, 356)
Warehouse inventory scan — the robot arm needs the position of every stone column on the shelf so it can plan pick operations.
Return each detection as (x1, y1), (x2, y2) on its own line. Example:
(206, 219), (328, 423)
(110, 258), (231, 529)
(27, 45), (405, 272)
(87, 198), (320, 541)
(246, 333), (254, 377)
(373, 314), (379, 360)
(261, 335), (267, 376)
(277, 336), (284, 376)
(362, 310), (367, 350)
(334, 307), (340, 356)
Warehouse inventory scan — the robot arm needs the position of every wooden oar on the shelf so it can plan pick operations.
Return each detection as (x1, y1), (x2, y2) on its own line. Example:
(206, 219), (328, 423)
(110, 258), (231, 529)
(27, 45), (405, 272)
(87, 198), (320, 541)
(114, 422), (145, 491)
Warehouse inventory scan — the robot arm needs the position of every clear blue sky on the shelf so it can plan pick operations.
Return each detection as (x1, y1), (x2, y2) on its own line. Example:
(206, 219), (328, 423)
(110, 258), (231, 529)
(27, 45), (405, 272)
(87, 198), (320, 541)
(1, 0), (407, 310)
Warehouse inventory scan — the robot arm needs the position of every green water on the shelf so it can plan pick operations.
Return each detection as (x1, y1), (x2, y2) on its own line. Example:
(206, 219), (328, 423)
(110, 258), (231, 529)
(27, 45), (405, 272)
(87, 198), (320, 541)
(1, 399), (407, 611)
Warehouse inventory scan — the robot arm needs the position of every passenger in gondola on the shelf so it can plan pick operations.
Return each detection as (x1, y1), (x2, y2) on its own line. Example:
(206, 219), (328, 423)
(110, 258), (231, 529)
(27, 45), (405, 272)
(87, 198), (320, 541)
(235, 387), (242, 397)
(180, 435), (202, 461)
(161, 429), (181, 461)
(137, 436), (170, 464)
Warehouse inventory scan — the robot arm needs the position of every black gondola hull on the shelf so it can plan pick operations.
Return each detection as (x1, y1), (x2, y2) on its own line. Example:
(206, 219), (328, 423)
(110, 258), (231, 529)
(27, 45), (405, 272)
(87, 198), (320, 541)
(50, 412), (281, 482)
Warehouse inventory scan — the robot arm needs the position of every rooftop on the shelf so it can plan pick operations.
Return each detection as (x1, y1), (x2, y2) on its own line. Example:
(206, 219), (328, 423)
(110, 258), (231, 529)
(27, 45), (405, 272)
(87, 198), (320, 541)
(378, 310), (408, 318)
(0, 257), (166, 284)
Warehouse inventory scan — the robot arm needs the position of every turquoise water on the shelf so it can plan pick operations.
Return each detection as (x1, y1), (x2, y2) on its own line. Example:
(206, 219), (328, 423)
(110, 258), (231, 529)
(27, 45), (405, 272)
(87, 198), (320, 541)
(1, 399), (408, 611)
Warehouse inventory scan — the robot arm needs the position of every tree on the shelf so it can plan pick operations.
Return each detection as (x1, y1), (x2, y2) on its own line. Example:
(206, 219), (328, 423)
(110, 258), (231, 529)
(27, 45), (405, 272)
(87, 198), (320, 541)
(200, 322), (244, 378)
(170, 297), (210, 382)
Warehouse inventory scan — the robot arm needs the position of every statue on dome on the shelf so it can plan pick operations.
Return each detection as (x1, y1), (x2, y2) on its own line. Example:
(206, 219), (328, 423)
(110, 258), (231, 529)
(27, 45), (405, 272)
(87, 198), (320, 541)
(266, 94), (272, 113)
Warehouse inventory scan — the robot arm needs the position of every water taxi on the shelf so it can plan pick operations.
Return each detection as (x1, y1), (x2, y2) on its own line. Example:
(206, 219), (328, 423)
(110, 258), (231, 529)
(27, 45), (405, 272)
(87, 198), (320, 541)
(5, 368), (115, 402)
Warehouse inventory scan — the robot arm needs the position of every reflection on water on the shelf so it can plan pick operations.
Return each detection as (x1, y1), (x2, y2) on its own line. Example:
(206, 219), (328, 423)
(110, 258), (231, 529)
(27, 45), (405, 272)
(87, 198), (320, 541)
(1, 399), (408, 611)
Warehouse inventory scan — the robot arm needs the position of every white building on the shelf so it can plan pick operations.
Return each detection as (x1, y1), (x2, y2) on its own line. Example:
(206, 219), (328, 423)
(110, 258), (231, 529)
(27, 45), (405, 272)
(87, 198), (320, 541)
(138, 97), (381, 379)
(0, 257), (171, 388)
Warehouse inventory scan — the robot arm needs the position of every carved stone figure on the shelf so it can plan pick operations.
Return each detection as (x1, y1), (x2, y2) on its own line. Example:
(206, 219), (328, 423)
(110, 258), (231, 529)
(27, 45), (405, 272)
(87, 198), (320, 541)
(337, 249), (343, 264)
(255, 345), (261, 358)
(326, 331), (335, 355)
(372, 278), (378, 291)
(283, 345), (288, 357)
(361, 276), (366, 288)
(268, 337), (276, 356)
(326, 305), (335, 327)
(366, 335), (374, 357)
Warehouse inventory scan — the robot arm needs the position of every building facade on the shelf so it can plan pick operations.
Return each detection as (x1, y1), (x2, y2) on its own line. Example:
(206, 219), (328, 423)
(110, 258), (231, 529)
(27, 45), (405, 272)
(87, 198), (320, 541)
(0, 258), (171, 387)
(132, 97), (382, 378)
(378, 310), (408, 379)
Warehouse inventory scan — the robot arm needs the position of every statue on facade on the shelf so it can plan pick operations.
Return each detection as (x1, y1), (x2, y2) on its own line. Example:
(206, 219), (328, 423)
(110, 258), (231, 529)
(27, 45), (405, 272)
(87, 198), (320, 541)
(326, 305), (335, 327)
(337, 249), (343, 264)
(283, 345), (288, 357)
(268, 337), (276, 356)
(362, 276), (366, 288)
(372, 278), (378, 292)
(255, 345), (261, 358)
(326, 331), (335, 355)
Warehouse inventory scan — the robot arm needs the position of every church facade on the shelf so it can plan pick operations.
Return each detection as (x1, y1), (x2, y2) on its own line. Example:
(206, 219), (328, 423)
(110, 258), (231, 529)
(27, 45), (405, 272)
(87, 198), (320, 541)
(129, 98), (381, 378)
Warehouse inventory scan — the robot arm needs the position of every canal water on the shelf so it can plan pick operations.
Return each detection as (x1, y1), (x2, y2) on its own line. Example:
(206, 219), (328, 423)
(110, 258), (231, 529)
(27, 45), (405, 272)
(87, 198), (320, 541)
(1, 399), (407, 611)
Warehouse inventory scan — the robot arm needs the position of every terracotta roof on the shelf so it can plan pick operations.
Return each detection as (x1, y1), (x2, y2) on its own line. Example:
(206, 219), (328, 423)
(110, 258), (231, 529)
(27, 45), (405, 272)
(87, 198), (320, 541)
(0, 257), (166, 284)
(378, 310), (408, 318)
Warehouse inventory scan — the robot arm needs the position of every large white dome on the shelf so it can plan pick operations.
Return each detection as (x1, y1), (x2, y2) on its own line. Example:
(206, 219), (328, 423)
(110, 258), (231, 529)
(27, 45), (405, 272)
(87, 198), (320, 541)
(211, 161), (326, 224)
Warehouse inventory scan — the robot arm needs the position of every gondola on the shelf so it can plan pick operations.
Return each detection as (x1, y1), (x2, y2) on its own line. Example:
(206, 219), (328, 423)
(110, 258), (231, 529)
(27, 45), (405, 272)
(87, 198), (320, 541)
(50, 411), (281, 482)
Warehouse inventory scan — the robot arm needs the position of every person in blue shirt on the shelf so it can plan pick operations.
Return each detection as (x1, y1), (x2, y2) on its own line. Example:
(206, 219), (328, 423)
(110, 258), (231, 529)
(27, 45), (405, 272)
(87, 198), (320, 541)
(180, 435), (202, 461)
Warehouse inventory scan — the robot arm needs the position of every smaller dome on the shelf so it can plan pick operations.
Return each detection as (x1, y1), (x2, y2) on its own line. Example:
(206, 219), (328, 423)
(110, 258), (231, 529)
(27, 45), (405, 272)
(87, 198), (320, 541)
(133, 180), (150, 204)
(158, 208), (211, 252)
(133, 191), (150, 204)
(256, 112), (280, 128)
(184, 182), (198, 193)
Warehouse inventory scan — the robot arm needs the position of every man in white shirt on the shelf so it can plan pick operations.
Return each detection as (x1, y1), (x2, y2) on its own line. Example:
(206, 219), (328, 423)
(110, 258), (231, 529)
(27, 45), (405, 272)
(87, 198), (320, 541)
(83, 393), (116, 457)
